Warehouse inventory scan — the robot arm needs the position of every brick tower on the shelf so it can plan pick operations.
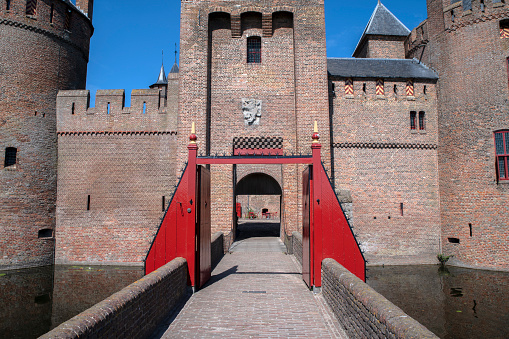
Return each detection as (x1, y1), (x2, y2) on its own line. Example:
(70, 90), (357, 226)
(0, 0), (94, 269)
(177, 0), (330, 240)
(408, 0), (509, 270)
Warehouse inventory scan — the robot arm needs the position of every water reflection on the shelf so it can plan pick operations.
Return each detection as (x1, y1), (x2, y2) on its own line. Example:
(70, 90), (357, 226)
(0, 265), (143, 338)
(367, 265), (509, 339)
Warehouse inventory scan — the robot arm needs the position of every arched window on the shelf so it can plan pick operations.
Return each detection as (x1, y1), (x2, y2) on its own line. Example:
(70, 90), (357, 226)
(4, 147), (17, 167)
(247, 36), (261, 63)
(26, 0), (37, 16)
(495, 130), (509, 181)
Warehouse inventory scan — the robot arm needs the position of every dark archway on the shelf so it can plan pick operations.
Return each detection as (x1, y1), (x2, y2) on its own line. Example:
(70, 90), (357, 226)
(235, 173), (282, 240)
(236, 172), (282, 196)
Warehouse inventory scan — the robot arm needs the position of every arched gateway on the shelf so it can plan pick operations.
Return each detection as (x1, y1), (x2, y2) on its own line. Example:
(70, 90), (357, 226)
(145, 124), (365, 289)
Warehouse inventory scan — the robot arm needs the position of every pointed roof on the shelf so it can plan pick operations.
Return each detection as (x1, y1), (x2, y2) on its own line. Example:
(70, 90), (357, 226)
(353, 2), (410, 56)
(154, 64), (168, 85)
(169, 62), (179, 74)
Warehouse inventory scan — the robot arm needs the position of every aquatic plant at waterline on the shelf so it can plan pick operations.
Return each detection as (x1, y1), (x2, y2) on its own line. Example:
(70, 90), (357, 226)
(437, 254), (453, 266)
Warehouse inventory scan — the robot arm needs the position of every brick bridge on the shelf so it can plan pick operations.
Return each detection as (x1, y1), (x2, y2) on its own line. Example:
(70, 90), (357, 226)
(152, 221), (347, 338)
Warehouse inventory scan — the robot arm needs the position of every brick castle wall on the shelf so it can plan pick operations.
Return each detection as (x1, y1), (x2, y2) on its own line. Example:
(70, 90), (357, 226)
(0, 0), (93, 269)
(419, 0), (509, 270)
(330, 77), (441, 265)
(178, 0), (329, 238)
(55, 90), (178, 265)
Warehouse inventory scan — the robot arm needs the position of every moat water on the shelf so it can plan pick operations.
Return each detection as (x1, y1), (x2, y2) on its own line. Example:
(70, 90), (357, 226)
(0, 265), (143, 338)
(367, 265), (509, 339)
(1, 262), (508, 338)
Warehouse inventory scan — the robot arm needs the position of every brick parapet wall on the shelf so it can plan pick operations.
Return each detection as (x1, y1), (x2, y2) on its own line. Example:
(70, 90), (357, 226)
(57, 89), (178, 133)
(322, 258), (438, 339)
(39, 258), (188, 339)
(211, 232), (224, 269)
(292, 231), (302, 266)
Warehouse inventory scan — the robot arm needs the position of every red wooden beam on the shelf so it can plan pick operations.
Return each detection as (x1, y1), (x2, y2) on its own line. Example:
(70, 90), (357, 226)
(197, 157), (312, 165)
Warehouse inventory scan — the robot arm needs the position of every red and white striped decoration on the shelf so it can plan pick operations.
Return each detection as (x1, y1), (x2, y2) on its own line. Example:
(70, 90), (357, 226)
(500, 28), (509, 39)
(406, 80), (414, 96)
(376, 79), (384, 96)
(26, 0), (37, 16)
(345, 78), (354, 95)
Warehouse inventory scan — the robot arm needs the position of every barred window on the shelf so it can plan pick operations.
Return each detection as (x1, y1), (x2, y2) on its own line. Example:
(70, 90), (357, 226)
(4, 147), (17, 167)
(26, 0), (37, 16)
(247, 36), (261, 63)
(495, 131), (509, 180)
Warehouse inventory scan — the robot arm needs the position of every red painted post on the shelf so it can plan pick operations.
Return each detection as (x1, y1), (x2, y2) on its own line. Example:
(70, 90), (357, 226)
(185, 123), (198, 287)
(311, 121), (323, 288)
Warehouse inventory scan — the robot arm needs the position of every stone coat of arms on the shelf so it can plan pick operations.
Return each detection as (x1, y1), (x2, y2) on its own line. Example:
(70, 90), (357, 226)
(242, 99), (262, 126)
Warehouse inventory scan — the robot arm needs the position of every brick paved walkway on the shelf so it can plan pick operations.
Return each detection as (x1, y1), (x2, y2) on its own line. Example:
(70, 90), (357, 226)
(156, 222), (348, 338)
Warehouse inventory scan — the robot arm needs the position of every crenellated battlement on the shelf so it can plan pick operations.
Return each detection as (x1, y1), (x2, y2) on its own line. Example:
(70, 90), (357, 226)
(442, 0), (509, 32)
(57, 89), (177, 133)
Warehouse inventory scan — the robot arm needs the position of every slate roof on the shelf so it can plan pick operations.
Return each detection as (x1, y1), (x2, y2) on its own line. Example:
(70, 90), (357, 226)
(170, 62), (179, 74)
(327, 58), (438, 80)
(353, 2), (411, 56)
(150, 64), (168, 88)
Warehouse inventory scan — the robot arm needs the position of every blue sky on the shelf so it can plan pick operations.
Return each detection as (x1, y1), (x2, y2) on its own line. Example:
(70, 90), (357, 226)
(86, 1), (427, 105)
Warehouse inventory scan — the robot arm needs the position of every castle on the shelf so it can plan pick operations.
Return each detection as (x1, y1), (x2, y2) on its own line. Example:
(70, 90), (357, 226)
(1, 0), (508, 272)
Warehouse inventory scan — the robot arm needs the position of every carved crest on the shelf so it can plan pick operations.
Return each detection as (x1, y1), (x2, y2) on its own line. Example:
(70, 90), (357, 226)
(242, 99), (262, 126)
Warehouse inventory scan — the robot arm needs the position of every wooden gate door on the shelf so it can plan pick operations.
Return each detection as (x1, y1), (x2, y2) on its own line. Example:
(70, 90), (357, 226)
(196, 165), (211, 289)
(302, 166), (312, 288)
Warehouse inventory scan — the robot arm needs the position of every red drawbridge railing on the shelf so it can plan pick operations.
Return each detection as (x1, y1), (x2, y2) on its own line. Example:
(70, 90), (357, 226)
(145, 123), (365, 289)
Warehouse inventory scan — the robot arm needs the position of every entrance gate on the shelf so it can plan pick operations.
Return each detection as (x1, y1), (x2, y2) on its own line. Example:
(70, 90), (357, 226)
(145, 124), (365, 289)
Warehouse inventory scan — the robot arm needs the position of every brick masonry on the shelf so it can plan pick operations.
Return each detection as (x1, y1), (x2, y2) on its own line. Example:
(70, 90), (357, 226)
(407, 0), (509, 271)
(322, 258), (439, 339)
(39, 257), (188, 339)
(18, 0), (508, 272)
(0, 0), (93, 269)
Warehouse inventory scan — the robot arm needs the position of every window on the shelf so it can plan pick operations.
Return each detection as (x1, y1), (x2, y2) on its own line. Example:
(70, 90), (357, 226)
(64, 8), (72, 30)
(38, 229), (53, 239)
(410, 111), (417, 130)
(4, 147), (17, 167)
(500, 20), (509, 39)
(481, 0), (485, 12)
(143, 102), (147, 114)
(6, 0), (11, 10)
(419, 111), (426, 130)
(71, 103), (75, 115)
(495, 131), (509, 180)
(406, 80), (414, 96)
(26, 0), (37, 16)
(247, 36), (261, 63)
(345, 78), (353, 95)
(50, 4), (54, 23)
(107, 102), (111, 114)
(376, 79), (384, 95)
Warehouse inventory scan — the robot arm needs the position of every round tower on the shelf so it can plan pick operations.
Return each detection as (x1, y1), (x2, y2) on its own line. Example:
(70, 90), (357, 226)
(0, 0), (94, 269)
(408, 0), (509, 271)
